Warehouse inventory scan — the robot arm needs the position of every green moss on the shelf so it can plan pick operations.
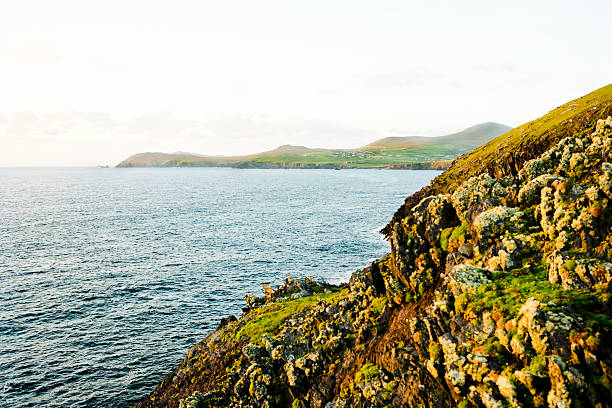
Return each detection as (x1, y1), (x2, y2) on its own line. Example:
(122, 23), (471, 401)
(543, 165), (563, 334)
(371, 296), (387, 316)
(563, 259), (577, 272)
(292, 399), (305, 408)
(593, 375), (612, 394)
(236, 289), (348, 343)
(461, 260), (610, 327)
(440, 227), (454, 251)
(458, 400), (472, 408)
(355, 363), (380, 383)
(428, 342), (443, 364)
(483, 338), (509, 365)
(449, 221), (468, 244)
(529, 355), (548, 376)
(586, 335), (600, 350)
(455, 293), (469, 314)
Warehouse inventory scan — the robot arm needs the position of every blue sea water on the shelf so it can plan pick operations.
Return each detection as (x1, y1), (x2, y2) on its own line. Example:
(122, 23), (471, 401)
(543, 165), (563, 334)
(0, 167), (439, 407)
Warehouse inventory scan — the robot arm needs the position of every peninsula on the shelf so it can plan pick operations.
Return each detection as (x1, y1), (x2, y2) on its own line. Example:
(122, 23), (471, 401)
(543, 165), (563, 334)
(116, 122), (510, 169)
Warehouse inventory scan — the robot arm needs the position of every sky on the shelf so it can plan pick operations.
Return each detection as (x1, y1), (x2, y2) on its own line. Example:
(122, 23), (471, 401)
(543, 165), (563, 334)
(1, 0), (611, 166)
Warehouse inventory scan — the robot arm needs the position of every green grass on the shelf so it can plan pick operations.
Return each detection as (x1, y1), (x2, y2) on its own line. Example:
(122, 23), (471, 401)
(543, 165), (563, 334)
(440, 227), (453, 251)
(248, 145), (466, 167)
(120, 146), (462, 169)
(370, 296), (387, 316)
(354, 363), (380, 383)
(458, 260), (612, 329)
(235, 289), (348, 343)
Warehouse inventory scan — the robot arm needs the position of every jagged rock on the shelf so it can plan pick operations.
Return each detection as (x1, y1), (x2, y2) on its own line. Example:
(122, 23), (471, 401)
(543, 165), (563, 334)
(481, 392), (503, 408)
(548, 251), (612, 289)
(447, 264), (491, 296)
(517, 299), (573, 356)
(518, 174), (563, 205)
(547, 356), (574, 408)
(472, 206), (523, 248)
(458, 243), (474, 257)
(510, 335), (525, 357)
(496, 375), (519, 407)
(446, 368), (466, 387)
(593, 116), (612, 135)
(178, 392), (205, 408)
(451, 174), (516, 222)
(242, 343), (269, 364)
(284, 361), (306, 389)
(600, 162), (612, 196)
(217, 315), (237, 330)
(514, 370), (548, 396)
(464, 354), (490, 382)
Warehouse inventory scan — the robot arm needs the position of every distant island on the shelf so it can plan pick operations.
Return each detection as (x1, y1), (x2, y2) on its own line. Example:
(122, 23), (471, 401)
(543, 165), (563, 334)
(116, 122), (511, 169)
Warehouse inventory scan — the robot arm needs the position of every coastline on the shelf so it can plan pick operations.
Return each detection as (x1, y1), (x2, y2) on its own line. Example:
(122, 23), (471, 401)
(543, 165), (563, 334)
(135, 86), (612, 408)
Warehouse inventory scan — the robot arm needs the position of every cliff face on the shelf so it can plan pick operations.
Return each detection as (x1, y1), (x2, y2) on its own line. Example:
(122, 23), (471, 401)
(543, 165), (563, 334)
(136, 88), (612, 408)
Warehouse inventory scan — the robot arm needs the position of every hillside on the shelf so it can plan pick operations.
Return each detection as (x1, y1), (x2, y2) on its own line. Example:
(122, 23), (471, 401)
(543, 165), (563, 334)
(135, 85), (612, 408)
(116, 122), (510, 169)
(362, 122), (511, 150)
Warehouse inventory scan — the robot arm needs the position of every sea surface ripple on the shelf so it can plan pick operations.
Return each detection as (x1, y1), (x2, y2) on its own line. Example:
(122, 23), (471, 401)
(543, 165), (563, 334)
(0, 167), (439, 407)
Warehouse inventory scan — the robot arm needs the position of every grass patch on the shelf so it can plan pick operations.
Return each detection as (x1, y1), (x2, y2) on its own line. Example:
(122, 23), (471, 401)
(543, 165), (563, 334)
(440, 227), (453, 251)
(371, 296), (387, 316)
(354, 363), (380, 383)
(235, 289), (348, 343)
(449, 221), (468, 244)
(460, 260), (610, 328)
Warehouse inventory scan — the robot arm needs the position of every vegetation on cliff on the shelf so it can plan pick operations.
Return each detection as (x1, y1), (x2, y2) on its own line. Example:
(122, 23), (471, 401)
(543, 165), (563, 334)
(136, 86), (612, 408)
(116, 123), (510, 169)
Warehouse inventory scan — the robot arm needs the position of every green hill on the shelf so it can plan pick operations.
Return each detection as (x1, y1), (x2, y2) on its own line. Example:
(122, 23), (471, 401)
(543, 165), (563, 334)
(116, 122), (511, 169)
(362, 122), (511, 150)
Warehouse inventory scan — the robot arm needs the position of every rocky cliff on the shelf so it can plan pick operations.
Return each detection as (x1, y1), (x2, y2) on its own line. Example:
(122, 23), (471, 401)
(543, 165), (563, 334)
(136, 87), (612, 408)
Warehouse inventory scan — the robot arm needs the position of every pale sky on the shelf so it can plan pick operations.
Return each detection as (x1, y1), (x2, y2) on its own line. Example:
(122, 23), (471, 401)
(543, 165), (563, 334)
(1, 0), (611, 166)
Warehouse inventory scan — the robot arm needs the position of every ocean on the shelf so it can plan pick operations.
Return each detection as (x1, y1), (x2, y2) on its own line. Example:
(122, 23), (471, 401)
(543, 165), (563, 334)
(0, 167), (439, 407)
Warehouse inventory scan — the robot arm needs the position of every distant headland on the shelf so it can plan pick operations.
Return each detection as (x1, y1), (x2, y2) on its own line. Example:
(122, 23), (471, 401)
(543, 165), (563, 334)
(116, 122), (511, 169)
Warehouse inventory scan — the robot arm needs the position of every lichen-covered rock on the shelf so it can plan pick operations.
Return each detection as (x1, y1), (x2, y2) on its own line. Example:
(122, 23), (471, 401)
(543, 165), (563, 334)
(600, 162), (612, 196)
(178, 392), (205, 408)
(472, 206), (523, 248)
(518, 174), (563, 205)
(517, 298), (573, 356)
(446, 264), (491, 295)
(547, 355), (587, 408)
(451, 174), (516, 222)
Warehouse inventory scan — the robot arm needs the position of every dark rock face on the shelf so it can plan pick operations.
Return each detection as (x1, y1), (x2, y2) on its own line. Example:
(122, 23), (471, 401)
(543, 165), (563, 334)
(136, 117), (612, 408)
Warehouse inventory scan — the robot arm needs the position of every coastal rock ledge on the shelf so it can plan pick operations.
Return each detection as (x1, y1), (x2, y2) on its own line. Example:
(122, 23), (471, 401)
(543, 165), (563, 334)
(136, 119), (612, 406)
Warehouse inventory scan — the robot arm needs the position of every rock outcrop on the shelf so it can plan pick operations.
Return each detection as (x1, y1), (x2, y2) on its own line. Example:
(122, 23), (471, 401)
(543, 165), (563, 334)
(136, 109), (612, 406)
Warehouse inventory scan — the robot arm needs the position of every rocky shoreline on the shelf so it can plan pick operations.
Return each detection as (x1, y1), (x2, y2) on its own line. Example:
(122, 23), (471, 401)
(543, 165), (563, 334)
(136, 87), (612, 408)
